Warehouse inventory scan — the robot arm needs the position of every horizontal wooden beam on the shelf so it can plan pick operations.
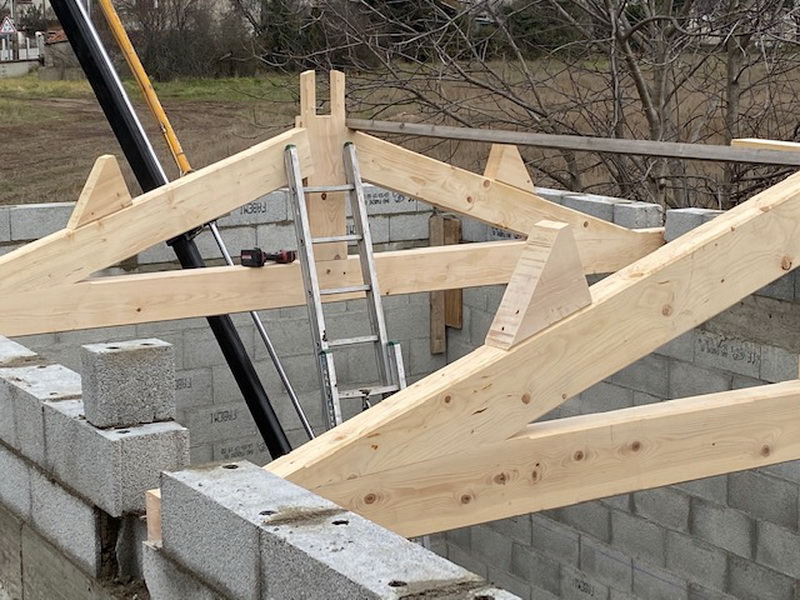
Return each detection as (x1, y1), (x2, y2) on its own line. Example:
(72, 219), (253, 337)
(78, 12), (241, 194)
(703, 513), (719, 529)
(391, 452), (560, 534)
(352, 131), (664, 274)
(309, 381), (800, 537)
(732, 138), (800, 153)
(0, 241), (524, 336)
(0, 127), (311, 295)
(267, 168), (800, 491)
(348, 119), (800, 167)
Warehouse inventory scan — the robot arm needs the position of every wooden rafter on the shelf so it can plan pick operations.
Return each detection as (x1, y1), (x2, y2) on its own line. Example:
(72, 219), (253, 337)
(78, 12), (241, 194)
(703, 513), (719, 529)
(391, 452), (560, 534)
(267, 167), (800, 532)
(352, 131), (664, 274)
(311, 381), (800, 537)
(0, 127), (312, 295)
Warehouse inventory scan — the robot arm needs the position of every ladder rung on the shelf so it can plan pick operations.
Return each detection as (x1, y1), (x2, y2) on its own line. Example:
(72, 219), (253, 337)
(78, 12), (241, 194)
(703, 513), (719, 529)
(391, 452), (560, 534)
(304, 184), (355, 194)
(340, 385), (400, 400)
(329, 335), (379, 348)
(312, 234), (362, 244)
(320, 285), (370, 296)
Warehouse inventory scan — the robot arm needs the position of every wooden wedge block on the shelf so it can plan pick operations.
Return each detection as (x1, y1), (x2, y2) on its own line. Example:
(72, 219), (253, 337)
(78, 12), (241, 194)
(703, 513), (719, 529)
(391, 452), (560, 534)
(484, 144), (534, 192)
(486, 220), (591, 350)
(68, 155), (132, 229)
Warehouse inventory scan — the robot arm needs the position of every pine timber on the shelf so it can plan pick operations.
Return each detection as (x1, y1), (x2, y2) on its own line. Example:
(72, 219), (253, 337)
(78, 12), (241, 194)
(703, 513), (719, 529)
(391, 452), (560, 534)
(429, 215), (447, 355)
(68, 155), (132, 229)
(732, 138), (800, 153)
(485, 221), (591, 350)
(0, 127), (312, 295)
(483, 144), (535, 192)
(0, 241), (525, 336)
(352, 131), (664, 274)
(295, 70), (349, 260)
(267, 168), (800, 491)
(443, 217), (463, 329)
(311, 381), (800, 537)
(145, 489), (161, 542)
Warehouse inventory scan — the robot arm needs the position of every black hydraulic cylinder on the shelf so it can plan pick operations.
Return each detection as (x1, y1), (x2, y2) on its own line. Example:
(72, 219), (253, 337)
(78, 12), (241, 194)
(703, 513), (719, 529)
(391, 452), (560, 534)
(49, 0), (291, 457)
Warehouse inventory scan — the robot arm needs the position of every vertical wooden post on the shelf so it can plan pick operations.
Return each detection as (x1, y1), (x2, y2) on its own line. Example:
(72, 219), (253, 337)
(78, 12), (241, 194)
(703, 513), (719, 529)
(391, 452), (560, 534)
(430, 214), (463, 354)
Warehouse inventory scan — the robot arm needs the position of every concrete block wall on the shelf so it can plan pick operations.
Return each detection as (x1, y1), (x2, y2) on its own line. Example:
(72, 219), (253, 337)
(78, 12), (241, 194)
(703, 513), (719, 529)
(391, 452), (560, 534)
(4, 186), (442, 467)
(438, 203), (800, 599)
(147, 460), (520, 599)
(0, 335), (188, 599)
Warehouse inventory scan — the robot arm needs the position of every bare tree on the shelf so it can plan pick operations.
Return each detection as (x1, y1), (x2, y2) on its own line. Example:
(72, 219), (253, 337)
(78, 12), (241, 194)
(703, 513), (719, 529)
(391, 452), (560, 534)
(236, 0), (800, 208)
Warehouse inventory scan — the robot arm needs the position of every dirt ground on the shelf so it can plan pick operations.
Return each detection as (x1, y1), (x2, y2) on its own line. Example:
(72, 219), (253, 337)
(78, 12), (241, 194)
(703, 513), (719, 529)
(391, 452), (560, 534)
(0, 95), (297, 205)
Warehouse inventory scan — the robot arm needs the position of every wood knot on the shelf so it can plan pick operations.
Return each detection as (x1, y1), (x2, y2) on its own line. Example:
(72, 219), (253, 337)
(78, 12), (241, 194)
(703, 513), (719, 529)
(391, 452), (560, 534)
(521, 393), (531, 405)
(573, 450), (585, 462)
(493, 472), (508, 485)
(460, 494), (473, 505)
(761, 445), (772, 458)
(630, 441), (642, 452)
(531, 463), (542, 484)
(443, 394), (452, 405)
(466, 196), (474, 204)
(364, 493), (378, 505)
(482, 180), (491, 188)
(781, 256), (793, 271)
(583, 221), (589, 228)
(661, 305), (673, 317)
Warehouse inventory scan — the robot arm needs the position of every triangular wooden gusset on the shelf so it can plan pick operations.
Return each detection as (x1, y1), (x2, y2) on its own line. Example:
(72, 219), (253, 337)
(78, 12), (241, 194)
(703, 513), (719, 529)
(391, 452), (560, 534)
(485, 220), (590, 350)
(68, 154), (132, 229)
(267, 168), (800, 535)
(483, 144), (534, 192)
(0, 127), (312, 295)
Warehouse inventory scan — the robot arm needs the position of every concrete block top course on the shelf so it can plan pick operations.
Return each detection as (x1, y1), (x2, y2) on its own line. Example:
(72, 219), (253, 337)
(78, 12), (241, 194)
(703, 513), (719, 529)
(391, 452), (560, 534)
(161, 461), (519, 600)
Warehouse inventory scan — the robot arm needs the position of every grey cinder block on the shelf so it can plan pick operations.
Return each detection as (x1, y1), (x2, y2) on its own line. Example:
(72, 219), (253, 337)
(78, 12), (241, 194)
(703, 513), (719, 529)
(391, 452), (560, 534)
(9, 203), (74, 241)
(728, 471), (798, 530)
(44, 399), (189, 516)
(668, 360), (731, 399)
(728, 555), (796, 600)
(347, 215), (389, 244)
(255, 223), (297, 253)
(218, 189), (288, 226)
(29, 468), (103, 577)
(579, 537), (633, 592)
(142, 542), (222, 600)
(0, 207), (10, 243)
(0, 336), (38, 367)
(471, 525), (513, 572)
(510, 544), (560, 596)
(193, 225), (256, 262)
(530, 514), (580, 565)
(0, 443), (31, 519)
(389, 213), (428, 242)
(631, 561), (687, 600)
(161, 461), (518, 600)
(0, 364), (82, 465)
(611, 511), (665, 567)
(554, 502), (611, 543)
(613, 202), (664, 229)
(81, 339), (176, 428)
(690, 500), (753, 559)
(633, 488), (690, 533)
(608, 354), (669, 399)
(760, 344), (799, 383)
(674, 475), (727, 505)
(560, 564), (610, 600)
(665, 531), (727, 592)
(694, 330), (760, 379)
(361, 186), (419, 215)
(534, 187), (568, 204)
(460, 218), (489, 242)
(755, 519), (800, 579)
(664, 208), (723, 242)
(563, 194), (615, 222)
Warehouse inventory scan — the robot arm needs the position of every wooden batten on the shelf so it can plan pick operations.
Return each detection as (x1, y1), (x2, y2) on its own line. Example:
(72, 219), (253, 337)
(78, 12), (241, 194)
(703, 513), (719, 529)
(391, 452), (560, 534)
(145, 488), (162, 542)
(483, 144), (534, 192)
(68, 155), (132, 229)
(486, 220), (590, 350)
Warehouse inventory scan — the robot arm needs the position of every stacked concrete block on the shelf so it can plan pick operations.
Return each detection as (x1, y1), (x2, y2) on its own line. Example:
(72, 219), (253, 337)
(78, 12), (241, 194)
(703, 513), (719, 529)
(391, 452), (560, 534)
(664, 207), (723, 242)
(156, 460), (519, 600)
(81, 338), (176, 428)
(8, 203), (74, 242)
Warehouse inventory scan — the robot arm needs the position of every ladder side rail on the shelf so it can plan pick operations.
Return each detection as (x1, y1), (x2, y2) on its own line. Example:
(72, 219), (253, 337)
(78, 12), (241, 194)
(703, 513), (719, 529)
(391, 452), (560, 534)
(343, 142), (396, 386)
(285, 145), (343, 428)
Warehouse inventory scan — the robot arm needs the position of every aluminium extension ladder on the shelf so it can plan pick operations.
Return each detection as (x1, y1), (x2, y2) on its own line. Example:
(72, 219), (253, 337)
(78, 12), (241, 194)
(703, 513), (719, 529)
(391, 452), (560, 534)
(284, 142), (407, 430)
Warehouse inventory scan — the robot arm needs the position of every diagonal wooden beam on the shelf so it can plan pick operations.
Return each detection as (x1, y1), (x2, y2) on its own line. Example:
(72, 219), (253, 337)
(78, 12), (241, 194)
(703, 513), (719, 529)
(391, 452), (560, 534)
(0, 127), (312, 295)
(352, 131), (664, 274)
(307, 381), (800, 537)
(267, 169), (800, 491)
(0, 241), (525, 336)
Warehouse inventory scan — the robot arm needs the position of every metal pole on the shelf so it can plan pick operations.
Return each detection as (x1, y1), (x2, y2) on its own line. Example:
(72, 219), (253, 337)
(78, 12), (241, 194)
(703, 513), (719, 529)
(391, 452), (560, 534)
(49, 0), (292, 457)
